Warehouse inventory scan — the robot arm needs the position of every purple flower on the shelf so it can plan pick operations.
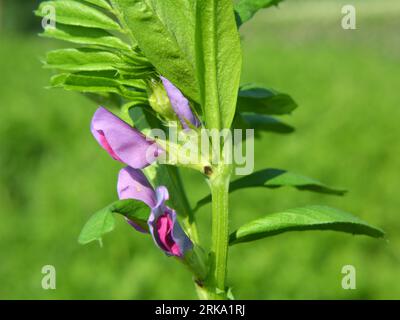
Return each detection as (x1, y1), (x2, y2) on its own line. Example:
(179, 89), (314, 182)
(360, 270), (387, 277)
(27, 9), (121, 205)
(118, 167), (156, 233)
(161, 77), (200, 129)
(148, 186), (193, 257)
(118, 167), (193, 257)
(91, 107), (164, 169)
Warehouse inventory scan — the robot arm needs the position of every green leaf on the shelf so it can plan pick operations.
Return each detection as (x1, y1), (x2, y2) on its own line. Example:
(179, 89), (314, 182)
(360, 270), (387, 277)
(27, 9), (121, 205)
(83, 0), (113, 10)
(234, 0), (284, 27)
(40, 24), (131, 51)
(78, 199), (151, 245)
(35, 0), (121, 31)
(45, 48), (152, 75)
(195, 169), (346, 210)
(229, 205), (385, 245)
(195, 0), (242, 129)
(45, 48), (125, 72)
(144, 0), (197, 73)
(111, 198), (150, 231)
(112, 0), (200, 103)
(51, 72), (118, 92)
(84, 92), (123, 108)
(237, 84), (298, 115)
(51, 72), (148, 101)
(234, 113), (294, 134)
(78, 207), (115, 245)
(230, 169), (346, 194)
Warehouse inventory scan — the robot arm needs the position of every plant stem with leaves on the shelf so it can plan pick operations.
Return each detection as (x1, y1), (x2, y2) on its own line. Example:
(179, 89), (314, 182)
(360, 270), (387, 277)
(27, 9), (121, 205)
(36, 0), (385, 301)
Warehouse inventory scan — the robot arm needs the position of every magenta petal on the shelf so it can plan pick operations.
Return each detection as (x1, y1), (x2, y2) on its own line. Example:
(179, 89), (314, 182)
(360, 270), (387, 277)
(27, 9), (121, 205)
(91, 107), (164, 169)
(156, 214), (181, 256)
(148, 186), (193, 257)
(160, 77), (200, 129)
(117, 167), (156, 208)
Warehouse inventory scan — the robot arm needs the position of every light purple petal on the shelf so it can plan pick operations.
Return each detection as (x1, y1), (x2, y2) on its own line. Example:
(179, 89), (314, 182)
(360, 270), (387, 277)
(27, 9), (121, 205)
(117, 167), (155, 234)
(148, 186), (193, 257)
(161, 77), (200, 129)
(91, 107), (164, 169)
(117, 167), (156, 208)
(154, 185), (169, 208)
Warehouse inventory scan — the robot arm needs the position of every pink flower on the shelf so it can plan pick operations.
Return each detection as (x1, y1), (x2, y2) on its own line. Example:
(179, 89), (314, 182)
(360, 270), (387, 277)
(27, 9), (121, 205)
(118, 167), (193, 257)
(91, 107), (164, 169)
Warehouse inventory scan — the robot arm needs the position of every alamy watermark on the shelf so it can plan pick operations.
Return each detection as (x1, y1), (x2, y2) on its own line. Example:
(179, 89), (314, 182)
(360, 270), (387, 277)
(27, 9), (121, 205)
(341, 265), (356, 290)
(147, 125), (255, 176)
(40, 4), (56, 29)
(41, 265), (56, 290)
(341, 5), (357, 30)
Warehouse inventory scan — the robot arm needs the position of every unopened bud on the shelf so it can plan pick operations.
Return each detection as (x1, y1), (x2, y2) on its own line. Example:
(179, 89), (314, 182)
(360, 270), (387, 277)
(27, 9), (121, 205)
(147, 79), (177, 121)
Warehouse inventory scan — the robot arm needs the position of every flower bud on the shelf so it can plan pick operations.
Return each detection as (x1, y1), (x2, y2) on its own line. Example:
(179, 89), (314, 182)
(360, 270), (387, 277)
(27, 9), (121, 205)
(147, 79), (177, 121)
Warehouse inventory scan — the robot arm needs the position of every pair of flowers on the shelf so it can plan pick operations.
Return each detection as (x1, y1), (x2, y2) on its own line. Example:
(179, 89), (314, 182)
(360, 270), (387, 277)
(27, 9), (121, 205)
(90, 78), (198, 257)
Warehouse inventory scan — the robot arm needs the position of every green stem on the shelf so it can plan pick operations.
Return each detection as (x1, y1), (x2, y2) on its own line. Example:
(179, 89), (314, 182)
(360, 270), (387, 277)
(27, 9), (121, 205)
(206, 164), (231, 299)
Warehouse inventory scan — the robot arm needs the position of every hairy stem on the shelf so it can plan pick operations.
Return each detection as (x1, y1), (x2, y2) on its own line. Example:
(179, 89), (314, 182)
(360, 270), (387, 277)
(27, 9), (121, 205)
(206, 164), (231, 299)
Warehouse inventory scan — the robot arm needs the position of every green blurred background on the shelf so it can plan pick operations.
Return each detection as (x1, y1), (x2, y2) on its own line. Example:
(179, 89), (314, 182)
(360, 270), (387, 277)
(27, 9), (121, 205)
(0, 0), (399, 299)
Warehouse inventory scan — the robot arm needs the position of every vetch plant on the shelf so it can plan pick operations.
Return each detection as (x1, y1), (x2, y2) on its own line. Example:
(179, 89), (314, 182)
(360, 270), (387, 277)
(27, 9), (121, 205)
(35, 0), (384, 299)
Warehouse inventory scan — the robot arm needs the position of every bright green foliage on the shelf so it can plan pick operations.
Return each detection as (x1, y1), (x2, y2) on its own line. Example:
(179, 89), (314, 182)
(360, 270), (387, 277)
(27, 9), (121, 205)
(234, 114), (294, 134)
(45, 48), (150, 73)
(35, 0), (122, 31)
(229, 169), (347, 195)
(31, 0), (388, 300)
(51, 72), (148, 101)
(229, 205), (385, 245)
(36, 0), (154, 109)
(78, 199), (151, 245)
(40, 24), (132, 51)
(112, 0), (200, 103)
(196, 169), (346, 210)
(3, 0), (397, 297)
(234, 0), (284, 27)
(237, 84), (298, 115)
(78, 207), (116, 245)
(45, 48), (126, 72)
(83, 0), (114, 10)
(195, 0), (242, 129)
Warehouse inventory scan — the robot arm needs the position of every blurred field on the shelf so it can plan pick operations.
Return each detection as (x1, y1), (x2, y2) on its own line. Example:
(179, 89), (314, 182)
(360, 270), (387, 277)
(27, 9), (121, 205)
(0, 0), (399, 299)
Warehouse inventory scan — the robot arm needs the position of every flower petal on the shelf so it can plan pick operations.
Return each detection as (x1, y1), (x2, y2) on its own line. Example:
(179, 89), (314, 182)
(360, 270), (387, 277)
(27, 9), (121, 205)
(117, 167), (156, 234)
(117, 167), (156, 208)
(155, 212), (181, 256)
(161, 77), (200, 129)
(126, 218), (148, 234)
(91, 107), (164, 168)
(148, 186), (193, 257)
